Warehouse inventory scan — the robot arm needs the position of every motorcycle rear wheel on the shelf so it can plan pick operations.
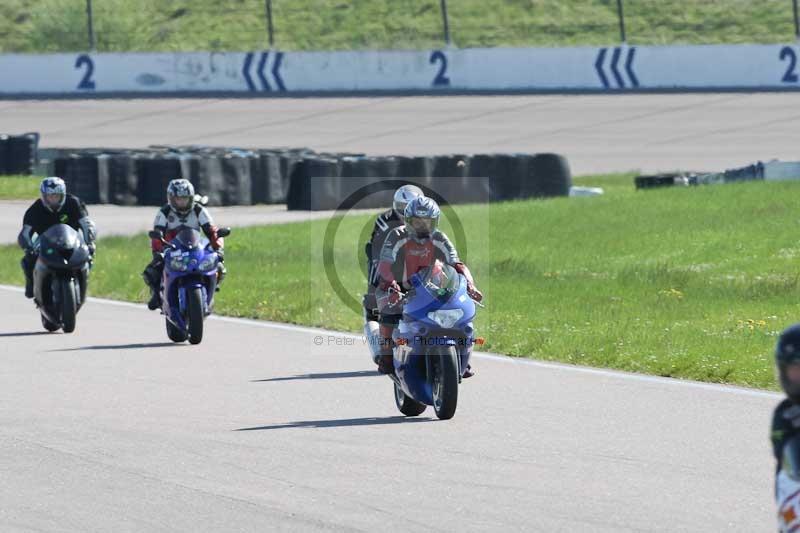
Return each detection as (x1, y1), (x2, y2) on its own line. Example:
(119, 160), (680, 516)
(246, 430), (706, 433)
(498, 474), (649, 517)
(166, 318), (188, 343)
(394, 382), (427, 416)
(41, 314), (60, 332)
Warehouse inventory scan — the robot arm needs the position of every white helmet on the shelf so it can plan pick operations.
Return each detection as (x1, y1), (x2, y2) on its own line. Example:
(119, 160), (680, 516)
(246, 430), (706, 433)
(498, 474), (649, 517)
(167, 179), (195, 215)
(40, 177), (67, 213)
(393, 184), (423, 218)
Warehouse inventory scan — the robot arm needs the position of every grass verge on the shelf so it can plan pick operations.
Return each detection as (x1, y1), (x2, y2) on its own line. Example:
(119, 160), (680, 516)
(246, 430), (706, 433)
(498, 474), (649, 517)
(1, 0), (797, 53)
(0, 173), (790, 389)
(0, 176), (42, 200)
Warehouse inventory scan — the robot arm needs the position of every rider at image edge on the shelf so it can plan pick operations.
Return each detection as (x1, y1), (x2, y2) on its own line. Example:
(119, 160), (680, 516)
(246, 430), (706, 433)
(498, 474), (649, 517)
(375, 195), (483, 377)
(771, 323), (800, 531)
(142, 179), (226, 310)
(17, 177), (97, 299)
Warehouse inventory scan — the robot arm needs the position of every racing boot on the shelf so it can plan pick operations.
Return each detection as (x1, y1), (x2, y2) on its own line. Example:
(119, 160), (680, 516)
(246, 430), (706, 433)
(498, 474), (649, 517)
(147, 288), (161, 311)
(24, 276), (33, 299)
(215, 261), (226, 292)
(376, 324), (395, 375)
(142, 258), (163, 310)
(378, 354), (394, 375)
(20, 258), (34, 299)
(462, 364), (475, 379)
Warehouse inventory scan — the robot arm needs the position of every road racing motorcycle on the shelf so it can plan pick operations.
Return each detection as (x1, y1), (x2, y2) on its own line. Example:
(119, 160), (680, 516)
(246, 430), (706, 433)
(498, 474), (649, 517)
(366, 259), (480, 420)
(33, 224), (92, 333)
(149, 226), (230, 345)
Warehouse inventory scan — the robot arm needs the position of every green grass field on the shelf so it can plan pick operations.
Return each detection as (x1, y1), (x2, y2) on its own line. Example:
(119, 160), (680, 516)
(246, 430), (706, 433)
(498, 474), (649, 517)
(0, 176), (42, 200)
(0, 0), (796, 53)
(0, 173), (794, 390)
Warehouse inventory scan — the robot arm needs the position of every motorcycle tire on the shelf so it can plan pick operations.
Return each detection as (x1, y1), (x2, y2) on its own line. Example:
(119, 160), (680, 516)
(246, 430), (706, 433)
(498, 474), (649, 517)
(41, 314), (60, 332)
(394, 382), (427, 416)
(166, 318), (188, 343)
(430, 344), (459, 420)
(61, 279), (77, 334)
(187, 287), (204, 345)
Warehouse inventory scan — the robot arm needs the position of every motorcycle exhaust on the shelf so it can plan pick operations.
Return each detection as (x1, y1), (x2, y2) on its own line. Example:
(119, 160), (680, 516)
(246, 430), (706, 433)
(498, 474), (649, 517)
(364, 320), (382, 364)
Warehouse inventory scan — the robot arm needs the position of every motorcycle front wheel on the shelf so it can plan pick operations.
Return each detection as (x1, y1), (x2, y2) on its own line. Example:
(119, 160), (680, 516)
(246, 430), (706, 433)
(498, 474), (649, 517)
(430, 344), (459, 420)
(187, 287), (204, 345)
(61, 279), (77, 333)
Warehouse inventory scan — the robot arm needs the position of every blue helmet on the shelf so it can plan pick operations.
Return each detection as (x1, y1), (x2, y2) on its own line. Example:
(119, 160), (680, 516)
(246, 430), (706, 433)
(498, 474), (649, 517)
(40, 177), (66, 213)
(404, 196), (440, 242)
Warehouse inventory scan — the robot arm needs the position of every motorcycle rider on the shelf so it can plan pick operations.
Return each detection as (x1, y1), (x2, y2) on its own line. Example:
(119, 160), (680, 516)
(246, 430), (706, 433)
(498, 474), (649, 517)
(142, 179), (225, 310)
(772, 324), (800, 475)
(17, 177), (97, 299)
(375, 196), (483, 376)
(363, 184), (424, 322)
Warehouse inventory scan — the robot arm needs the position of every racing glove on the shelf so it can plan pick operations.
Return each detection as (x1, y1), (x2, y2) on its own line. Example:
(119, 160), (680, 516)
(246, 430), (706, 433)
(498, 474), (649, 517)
(467, 283), (483, 303)
(385, 280), (403, 305)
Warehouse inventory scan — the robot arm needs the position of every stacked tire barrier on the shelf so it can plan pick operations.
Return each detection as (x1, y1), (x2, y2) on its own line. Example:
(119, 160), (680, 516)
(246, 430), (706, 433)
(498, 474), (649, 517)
(0, 133), (39, 175)
(49, 146), (571, 209)
(634, 162), (773, 190)
(286, 152), (572, 210)
(52, 146), (312, 207)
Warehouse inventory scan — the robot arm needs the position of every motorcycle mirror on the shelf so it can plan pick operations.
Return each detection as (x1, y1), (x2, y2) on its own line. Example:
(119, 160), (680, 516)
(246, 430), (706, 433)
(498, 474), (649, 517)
(148, 230), (164, 240)
(217, 227), (231, 238)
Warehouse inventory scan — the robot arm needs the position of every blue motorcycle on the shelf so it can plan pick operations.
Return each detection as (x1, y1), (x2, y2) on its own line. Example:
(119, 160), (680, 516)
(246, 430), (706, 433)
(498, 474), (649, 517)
(389, 260), (479, 420)
(149, 226), (230, 345)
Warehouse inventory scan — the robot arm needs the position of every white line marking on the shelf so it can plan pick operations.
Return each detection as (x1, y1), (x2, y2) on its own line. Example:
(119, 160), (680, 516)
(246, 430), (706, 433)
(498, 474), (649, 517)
(0, 284), (781, 399)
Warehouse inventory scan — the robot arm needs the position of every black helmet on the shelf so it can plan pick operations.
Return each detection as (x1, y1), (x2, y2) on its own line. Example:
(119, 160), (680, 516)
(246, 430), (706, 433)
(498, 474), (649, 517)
(776, 324), (800, 402)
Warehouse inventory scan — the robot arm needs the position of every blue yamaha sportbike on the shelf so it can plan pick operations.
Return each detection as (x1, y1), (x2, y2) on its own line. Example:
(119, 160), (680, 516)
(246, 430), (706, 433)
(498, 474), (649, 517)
(390, 260), (479, 420)
(149, 227), (230, 345)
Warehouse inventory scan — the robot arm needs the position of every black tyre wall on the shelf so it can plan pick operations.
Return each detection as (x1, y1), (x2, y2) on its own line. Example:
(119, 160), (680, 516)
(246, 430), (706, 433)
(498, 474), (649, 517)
(56, 155), (102, 204)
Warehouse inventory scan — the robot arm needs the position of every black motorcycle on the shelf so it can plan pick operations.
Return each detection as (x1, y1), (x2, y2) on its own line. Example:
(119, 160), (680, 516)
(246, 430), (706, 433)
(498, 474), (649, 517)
(33, 224), (91, 333)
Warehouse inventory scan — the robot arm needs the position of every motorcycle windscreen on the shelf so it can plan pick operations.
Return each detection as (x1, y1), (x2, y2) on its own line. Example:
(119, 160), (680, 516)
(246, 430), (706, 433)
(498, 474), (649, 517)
(39, 224), (80, 252)
(173, 227), (202, 250)
(783, 435), (800, 480)
(417, 260), (461, 299)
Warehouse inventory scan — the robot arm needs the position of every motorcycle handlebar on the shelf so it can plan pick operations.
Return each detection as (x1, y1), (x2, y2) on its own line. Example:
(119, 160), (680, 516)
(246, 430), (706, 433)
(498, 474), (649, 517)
(390, 285), (485, 307)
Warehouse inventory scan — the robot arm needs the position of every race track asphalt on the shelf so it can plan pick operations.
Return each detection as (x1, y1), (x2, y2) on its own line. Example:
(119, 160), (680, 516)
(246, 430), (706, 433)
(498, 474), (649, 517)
(4, 93), (800, 174)
(0, 94), (786, 531)
(0, 286), (778, 532)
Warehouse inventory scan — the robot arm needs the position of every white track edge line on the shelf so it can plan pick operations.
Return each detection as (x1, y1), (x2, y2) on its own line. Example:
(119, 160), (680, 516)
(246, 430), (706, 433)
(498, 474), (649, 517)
(0, 284), (780, 400)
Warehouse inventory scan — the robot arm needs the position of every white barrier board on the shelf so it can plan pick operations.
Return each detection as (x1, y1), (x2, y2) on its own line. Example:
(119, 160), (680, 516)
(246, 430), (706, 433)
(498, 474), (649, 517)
(1, 44), (799, 95)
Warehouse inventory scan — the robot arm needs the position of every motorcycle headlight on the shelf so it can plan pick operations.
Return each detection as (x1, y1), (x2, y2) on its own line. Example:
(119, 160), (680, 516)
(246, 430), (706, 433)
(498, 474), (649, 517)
(427, 309), (464, 328)
(169, 256), (188, 271)
(198, 256), (217, 272)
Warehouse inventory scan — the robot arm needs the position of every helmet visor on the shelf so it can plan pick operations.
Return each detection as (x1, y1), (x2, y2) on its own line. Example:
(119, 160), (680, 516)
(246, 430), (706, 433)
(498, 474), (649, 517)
(408, 216), (437, 237)
(394, 200), (409, 217)
(173, 196), (191, 210)
(787, 363), (800, 387)
(44, 193), (64, 211)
